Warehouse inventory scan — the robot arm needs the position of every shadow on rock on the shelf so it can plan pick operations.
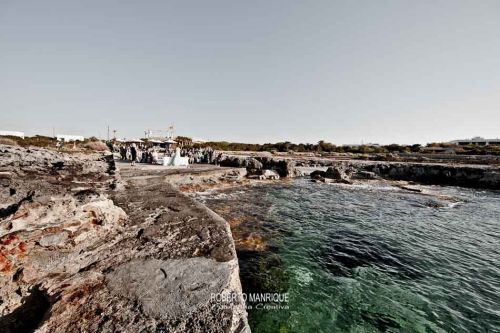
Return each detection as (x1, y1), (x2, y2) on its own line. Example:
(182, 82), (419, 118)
(0, 285), (52, 333)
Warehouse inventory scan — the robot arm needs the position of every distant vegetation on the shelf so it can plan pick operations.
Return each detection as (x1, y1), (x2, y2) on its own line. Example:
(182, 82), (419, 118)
(0, 135), (56, 147)
(0, 137), (19, 146)
(1, 135), (499, 156)
(0, 135), (109, 152)
(83, 140), (109, 152)
(192, 140), (420, 154)
(427, 142), (500, 156)
(174, 136), (193, 147)
(190, 140), (500, 156)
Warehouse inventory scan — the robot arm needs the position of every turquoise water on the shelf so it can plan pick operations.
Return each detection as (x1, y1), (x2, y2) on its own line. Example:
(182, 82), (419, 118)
(194, 179), (500, 333)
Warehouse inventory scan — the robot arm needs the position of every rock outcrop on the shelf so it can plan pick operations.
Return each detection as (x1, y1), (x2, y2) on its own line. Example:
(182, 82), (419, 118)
(307, 160), (500, 189)
(213, 152), (499, 189)
(247, 169), (280, 180)
(0, 145), (249, 333)
(310, 165), (353, 184)
(361, 162), (500, 189)
(214, 153), (301, 178)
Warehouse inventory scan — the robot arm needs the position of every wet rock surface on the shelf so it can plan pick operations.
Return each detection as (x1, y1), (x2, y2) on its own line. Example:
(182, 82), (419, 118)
(0, 145), (249, 333)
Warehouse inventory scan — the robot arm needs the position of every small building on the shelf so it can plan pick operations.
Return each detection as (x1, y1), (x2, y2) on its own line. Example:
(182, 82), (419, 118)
(0, 131), (25, 139)
(449, 137), (500, 146)
(56, 134), (84, 142)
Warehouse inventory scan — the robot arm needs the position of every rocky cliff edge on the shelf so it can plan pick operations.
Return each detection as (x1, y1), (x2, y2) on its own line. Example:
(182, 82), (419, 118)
(0, 145), (249, 333)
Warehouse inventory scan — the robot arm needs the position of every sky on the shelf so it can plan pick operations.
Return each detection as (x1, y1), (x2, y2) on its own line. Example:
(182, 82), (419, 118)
(1, 0), (499, 145)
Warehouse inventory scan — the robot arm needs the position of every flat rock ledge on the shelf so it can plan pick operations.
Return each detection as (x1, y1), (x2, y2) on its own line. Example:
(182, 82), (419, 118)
(0, 145), (249, 333)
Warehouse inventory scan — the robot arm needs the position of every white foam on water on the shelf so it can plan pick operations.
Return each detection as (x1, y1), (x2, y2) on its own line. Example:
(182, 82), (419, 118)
(446, 202), (462, 208)
(291, 265), (314, 286)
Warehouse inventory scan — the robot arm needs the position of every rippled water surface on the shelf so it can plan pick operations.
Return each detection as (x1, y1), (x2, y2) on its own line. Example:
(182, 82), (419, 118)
(194, 179), (500, 333)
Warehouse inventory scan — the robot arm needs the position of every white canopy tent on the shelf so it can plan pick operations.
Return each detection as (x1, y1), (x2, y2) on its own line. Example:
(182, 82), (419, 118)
(125, 139), (143, 144)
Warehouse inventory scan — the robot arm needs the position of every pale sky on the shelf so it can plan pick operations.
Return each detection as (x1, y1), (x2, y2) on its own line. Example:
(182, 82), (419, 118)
(1, 0), (499, 144)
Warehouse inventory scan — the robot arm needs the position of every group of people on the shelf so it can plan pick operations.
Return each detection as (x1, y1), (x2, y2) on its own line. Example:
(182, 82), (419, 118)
(116, 143), (215, 166)
(118, 144), (160, 165)
(180, 147), (215, 164)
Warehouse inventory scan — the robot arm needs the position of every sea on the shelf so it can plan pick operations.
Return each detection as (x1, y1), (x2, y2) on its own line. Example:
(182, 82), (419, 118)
(193, 178), (500, 333)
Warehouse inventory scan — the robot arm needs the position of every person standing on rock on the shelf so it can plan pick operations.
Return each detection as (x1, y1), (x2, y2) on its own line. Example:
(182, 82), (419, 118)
(130, 143), (137, 166)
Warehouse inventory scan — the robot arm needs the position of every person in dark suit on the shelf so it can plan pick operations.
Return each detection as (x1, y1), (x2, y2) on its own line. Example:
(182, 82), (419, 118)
(130, 143), (137, 166)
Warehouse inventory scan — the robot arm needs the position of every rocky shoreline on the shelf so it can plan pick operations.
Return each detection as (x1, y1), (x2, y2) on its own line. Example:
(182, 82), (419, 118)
(0, 145), (250, 333)
(1, 145), (498, 333)
(213, 152), (500, 190)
